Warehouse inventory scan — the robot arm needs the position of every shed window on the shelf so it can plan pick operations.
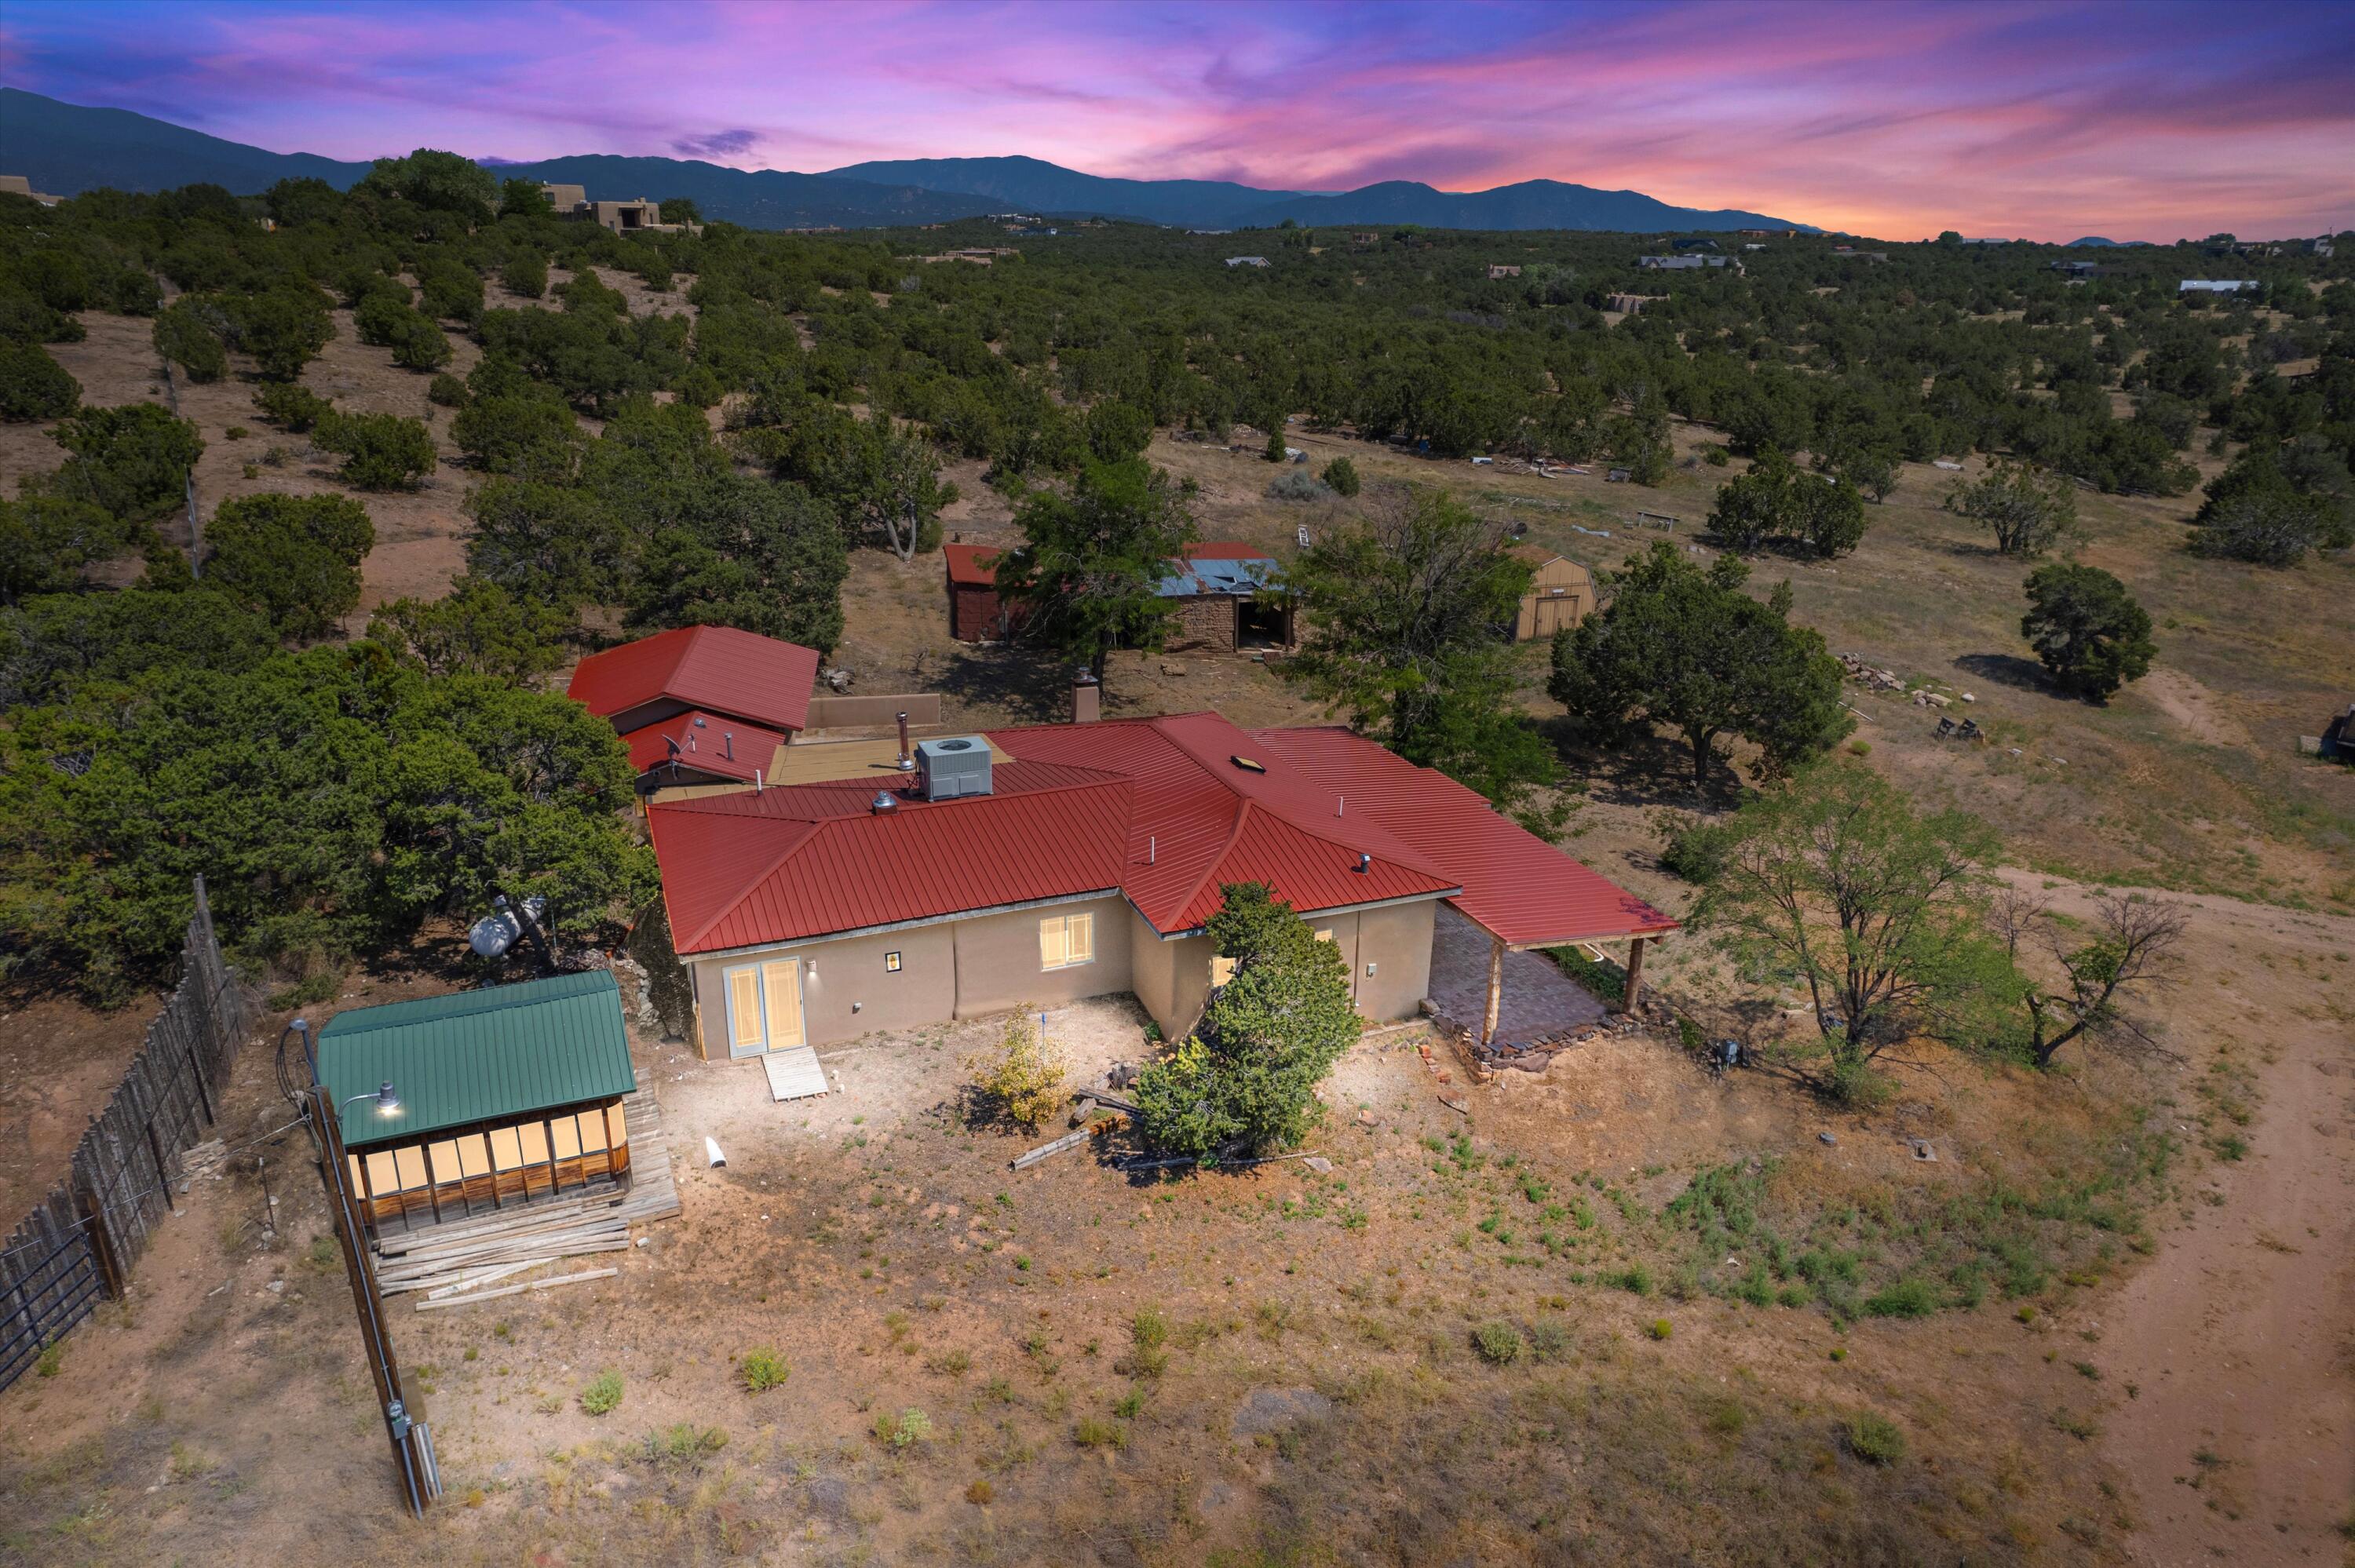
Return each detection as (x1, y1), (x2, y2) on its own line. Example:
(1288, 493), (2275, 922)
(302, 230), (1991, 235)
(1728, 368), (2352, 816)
(1039, 911), (1096, 970)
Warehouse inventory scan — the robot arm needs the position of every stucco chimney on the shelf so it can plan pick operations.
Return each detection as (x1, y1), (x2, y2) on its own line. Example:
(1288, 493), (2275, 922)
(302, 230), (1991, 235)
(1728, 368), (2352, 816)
(1072, 667), (1101, 724)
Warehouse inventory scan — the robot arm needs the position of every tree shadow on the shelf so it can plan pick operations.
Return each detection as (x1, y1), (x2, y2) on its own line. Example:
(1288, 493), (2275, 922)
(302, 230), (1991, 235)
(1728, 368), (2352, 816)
(1952, 652), (2052, 695)
(1542, 716), (1748, 811)
(929, 644), (1074, 727)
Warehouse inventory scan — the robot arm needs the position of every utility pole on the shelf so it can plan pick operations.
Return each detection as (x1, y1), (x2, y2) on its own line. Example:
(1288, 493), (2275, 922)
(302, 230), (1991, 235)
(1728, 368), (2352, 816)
(290, 1025), (440, 1516)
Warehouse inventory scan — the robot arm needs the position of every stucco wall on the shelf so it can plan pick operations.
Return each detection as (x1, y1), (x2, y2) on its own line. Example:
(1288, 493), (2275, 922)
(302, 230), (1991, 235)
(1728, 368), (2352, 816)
(952, 896), (1133, 1018)
(1353, 899), (1437, 1021)
(1129, 907), (1213, 1041)
(687, 895), (1131, 1057)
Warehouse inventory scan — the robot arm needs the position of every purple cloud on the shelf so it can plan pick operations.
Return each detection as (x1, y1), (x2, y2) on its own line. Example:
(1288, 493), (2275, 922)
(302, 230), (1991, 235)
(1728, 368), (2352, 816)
(672, 129), (759, 159)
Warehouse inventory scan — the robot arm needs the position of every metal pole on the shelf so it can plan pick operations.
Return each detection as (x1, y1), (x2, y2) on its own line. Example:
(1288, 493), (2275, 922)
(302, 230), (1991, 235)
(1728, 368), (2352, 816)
(305, 1089), (432, 1516)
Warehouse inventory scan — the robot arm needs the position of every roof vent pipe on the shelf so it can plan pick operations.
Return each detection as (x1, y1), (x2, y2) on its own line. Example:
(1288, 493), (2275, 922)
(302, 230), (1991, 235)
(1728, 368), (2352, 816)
(895, 711), (915, 771)
(871, 790), (898, 815)
(1337, 795), (1344, 818)
(754, 768), (764, 794)
(723, 731), (735, 760)
(1356, 851), (1371, 874)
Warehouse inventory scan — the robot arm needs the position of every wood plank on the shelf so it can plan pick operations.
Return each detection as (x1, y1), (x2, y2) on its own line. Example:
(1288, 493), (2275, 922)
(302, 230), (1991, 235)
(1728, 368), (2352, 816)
(412, 1267), (617, 1311)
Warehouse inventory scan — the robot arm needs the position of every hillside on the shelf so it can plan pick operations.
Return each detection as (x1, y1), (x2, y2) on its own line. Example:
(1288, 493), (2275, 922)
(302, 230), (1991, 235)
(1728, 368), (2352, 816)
(0, 86), (370, 194)
(825, 154), (1313, 228)
(1234, 177), (1814, 232)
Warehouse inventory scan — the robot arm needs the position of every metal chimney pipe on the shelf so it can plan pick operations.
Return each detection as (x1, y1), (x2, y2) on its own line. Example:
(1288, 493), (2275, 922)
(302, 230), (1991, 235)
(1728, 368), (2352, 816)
(895, 711), (915, 771)
(723, 731), (735, 760)
(754, 768), (764, 794)
(1356, 851), (1371, 873)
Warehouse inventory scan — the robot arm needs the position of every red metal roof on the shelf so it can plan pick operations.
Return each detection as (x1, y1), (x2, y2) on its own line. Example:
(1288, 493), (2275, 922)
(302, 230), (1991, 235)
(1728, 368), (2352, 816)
(568, 626), (820, 735)
(648, 709), (1674, 957)
(1247, 726), (1678, 947)
(943, 543), (1002, 587)
(622, 710), (787, 783)
(652, 764), (1135, 954)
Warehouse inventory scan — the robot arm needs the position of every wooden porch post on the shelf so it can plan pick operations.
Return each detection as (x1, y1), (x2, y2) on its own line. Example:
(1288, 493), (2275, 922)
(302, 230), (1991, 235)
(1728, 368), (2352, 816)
(1482, 935), (1504, 1046)
(1621, 937), (1647, 1015)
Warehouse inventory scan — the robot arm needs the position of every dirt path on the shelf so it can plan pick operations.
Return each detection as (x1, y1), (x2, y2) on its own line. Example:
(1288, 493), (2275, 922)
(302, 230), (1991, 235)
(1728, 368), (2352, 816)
(2065, 884), (2355, 1564)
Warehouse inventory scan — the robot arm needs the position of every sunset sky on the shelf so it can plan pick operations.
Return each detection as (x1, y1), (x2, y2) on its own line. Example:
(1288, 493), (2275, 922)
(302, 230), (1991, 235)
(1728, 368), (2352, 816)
(3, 0), (2350, 240)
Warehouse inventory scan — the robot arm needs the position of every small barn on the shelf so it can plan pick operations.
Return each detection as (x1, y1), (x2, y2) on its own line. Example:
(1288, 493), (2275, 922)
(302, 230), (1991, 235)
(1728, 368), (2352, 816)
(319, 972), (640, 1237)
(945, 543), (1018, 641)
(1510, 545), (1594, 641)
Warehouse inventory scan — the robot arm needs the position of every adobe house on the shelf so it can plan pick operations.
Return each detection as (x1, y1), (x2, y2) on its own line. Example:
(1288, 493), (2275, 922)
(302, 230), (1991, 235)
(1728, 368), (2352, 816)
(1488, 264), (1523, 279)
(1509, 546), (1595, 640)
(539, 182), (590, 214)
(568, 625), (818, 791)
(317, 972), (639, 1238)
(645, 711), (1676, 1059)
(574, 197), (703, 237)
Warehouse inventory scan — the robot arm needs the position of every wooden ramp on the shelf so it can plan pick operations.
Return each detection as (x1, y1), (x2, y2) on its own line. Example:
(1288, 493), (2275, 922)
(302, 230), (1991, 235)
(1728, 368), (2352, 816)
(374, 1082), (680, 1305)
(761, 1045), (829, 1102)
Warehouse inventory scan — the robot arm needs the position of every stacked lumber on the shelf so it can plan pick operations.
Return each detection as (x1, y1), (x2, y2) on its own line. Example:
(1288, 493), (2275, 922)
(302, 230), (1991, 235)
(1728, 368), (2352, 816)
(373, 1084), (681, 1306)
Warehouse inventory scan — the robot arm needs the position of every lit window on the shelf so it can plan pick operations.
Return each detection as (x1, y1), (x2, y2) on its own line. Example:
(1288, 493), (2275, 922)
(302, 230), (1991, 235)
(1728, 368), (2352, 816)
(1039, 911), (1096, 970)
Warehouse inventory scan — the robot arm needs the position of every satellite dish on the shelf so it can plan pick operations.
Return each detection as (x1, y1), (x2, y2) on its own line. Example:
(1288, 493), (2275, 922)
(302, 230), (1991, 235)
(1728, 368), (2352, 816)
(468, 895), (546, 959)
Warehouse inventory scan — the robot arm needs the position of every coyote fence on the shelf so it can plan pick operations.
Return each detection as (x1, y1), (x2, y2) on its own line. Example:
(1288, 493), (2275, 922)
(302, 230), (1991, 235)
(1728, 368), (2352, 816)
(0, 878), (250, 1391)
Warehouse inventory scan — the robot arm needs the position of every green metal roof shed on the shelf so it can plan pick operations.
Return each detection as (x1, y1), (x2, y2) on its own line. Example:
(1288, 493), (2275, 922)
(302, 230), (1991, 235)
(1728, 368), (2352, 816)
(317, 971), (637, 1148)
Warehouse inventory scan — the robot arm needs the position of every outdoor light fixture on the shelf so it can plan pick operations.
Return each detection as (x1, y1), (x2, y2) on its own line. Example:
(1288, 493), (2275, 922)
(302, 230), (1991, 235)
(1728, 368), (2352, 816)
(340, 1081), (402, 1116)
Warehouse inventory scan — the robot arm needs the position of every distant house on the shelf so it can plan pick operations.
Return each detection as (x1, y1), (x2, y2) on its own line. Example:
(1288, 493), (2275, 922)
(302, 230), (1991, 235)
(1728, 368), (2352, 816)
(1637, 254), (1727, 271)
(539, 182), (589, 213)
(1737, 228), (1796, 238)
(1605, 293), (1663, 314)
(1670, 237), (1720, 252)
(1488, 264), (1523, 279)
(1509, 546), (1594, 641)
(1350, 232), (1380, 248)
(2179, 279), (2258, 294)
(1743, 242), (1766, 251)
(0, 174), (61, 206)
(1225, 255), (1271, 268)
(586, 197), (702, 236)
(2310, 236), (2335, 258)
(568, 625), (820, 789)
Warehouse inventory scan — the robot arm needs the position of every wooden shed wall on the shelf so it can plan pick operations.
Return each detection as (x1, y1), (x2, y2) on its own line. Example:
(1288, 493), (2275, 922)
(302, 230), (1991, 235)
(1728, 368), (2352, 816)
(347, 1098), (629, 1231)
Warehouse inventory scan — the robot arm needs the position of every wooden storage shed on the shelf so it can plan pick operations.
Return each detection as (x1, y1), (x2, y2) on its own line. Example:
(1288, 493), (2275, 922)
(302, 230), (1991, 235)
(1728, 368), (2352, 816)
(1510, 546), (1594, 640)
(945, 543), (1017, 641)
(319, 971), (640, 1237)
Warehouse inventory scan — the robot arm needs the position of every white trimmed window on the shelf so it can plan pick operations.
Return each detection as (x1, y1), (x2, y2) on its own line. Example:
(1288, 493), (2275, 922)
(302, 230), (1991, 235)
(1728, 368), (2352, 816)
(1039, 910), (1096, 970)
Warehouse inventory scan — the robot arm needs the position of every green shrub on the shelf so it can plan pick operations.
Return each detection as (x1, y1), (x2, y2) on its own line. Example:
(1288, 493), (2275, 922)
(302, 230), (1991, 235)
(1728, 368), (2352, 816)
(1472, 1320), (1525, 1364)
(205, 492), (375, 640)
(316, 410), (435, 490)
(1608, 1264), (1654, 1296)
(1862, 1276), (1939, 1319)
(1645, 1318), (1674, 1341)
(504, 252), (549, 301)
(1320, 454), (1360, 496)
(579, 1371), (623, 1416)
(0, 341), (82, 421)
(1526, 1316), (1572, 1360)
(739, 1347), (789, 1392)
(35, 1340), (64, 1377)
(152, 300), (228, 383)
(254, 382), (334, 433)
(1073, 1416), (1126, 1449)
(966, 1011), (1067, 1129)
(873, 1407), (932, 1449)
(1266, 469), (1334, 503)
(34, 402), (203, 519)
(427, 372), (469, 407)
(1844, 1413), (1906, 1464)
(1546, 945), (1626, 1006)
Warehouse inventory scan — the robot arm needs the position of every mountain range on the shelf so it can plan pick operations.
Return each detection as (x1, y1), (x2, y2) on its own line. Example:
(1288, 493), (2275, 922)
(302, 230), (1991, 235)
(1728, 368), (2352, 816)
(1, 86), (1814, 234)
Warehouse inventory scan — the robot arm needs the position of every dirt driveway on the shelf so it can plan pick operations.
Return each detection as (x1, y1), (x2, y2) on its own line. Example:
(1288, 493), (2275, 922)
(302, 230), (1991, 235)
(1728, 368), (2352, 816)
(2072, 885), (2355, 1565)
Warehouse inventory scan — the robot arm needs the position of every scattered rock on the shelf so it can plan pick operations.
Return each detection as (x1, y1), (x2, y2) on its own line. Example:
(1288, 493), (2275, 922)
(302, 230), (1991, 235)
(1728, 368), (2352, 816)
(1818, 1132), (1838, 1146)
(1232, 1387), (1334, 1439)
(1161, 662), (1186, 676)
(1438, 1094), (1470, 1114)
(1303, 1156), (1334, 1174)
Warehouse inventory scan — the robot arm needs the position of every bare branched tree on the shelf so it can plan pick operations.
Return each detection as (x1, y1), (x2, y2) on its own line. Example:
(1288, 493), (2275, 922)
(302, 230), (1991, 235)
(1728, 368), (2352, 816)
(2016, 893), (2189, 1067)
